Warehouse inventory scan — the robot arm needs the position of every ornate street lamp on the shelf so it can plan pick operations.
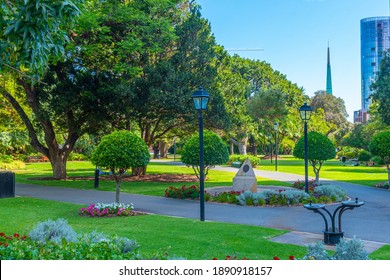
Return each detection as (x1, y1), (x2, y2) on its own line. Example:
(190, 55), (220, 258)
(274, 121), (279, 171)
(192, 86), (210, 221)
(299, 103), (313, 193)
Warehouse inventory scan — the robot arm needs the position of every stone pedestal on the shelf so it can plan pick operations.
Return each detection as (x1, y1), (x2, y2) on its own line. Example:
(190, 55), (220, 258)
(232, 158), (257, 193)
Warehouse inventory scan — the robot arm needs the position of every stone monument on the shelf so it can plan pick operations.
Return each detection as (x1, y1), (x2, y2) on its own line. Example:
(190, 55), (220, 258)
(232, 158), (257, 193)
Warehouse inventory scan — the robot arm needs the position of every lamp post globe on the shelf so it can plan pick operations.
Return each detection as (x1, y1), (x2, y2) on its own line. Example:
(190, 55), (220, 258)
(192, 86), (210, 111)
(192, 86), (209, 221)
(299, 103), (313, 193)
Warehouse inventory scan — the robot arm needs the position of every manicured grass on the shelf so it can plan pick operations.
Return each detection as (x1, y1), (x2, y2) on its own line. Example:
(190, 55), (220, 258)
(0, 197), (307, 260)
(257, 155), (388, 187)
(369, 245), (390, 260)
(14, 161), (291, 196)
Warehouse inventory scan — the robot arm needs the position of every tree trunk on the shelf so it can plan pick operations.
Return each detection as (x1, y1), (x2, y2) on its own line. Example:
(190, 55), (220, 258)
(159, 141), (168, 158)
(230, 137), (247, 155)
(132, 166), (147, 176)
(114, 178), (121, 203)
(315, 172), (320, 185)
(1, 79), (81, 179)
(50, 154), (68, 179)
(230, 142), (234, 155)
(153, 143), (160, 159)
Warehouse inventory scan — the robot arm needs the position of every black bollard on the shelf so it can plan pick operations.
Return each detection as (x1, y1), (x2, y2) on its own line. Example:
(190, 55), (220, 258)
(94, 168), (99, 189)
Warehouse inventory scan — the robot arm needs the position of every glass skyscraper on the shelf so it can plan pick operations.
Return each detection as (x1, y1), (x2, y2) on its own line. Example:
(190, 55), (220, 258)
(360, 17), (390, 110)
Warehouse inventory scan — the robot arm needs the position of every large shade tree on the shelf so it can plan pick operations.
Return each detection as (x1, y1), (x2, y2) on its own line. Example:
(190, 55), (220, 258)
(0, 0), (85, 178)
(310, 90), (349, 136)
(371, 50), (390, 125)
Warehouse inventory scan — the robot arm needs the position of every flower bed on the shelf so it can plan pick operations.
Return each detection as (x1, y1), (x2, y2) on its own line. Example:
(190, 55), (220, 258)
(164, 183), (348, 207)
(373, 182), (389, 189)
(78, 203), (142, 217)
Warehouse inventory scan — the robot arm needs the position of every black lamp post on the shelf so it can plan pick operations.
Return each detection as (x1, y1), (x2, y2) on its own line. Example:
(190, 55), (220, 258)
(274, 121), (279, 171)
(269, 135), (273, 163)
(299, 102), (313, 193)
(192, 86), (210, 221)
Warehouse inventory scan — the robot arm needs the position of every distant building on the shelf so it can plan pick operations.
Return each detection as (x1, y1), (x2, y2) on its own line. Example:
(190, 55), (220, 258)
(360, 17), (390, 111)
(326, 45), (333, 94)
(353, 109), (370, 123)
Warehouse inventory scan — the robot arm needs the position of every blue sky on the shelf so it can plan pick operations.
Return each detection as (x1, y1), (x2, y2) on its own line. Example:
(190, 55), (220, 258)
(196, 0), (390, 121)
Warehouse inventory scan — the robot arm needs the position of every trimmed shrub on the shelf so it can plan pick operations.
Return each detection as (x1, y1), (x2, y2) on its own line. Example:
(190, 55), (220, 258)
(371, 155), (384, 166)
(293, 131), (336, 184)
(91, 130), (150, 203)
(181, 130), (229, 178)
(358, 150), (371, 163)
(164, 185), (200, 199)
(228, 155), (261, 167)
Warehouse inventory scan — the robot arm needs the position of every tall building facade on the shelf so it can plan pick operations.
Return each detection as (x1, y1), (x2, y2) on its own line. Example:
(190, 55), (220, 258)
(326, 45), (333, 94)
(360, 16), (390, 110)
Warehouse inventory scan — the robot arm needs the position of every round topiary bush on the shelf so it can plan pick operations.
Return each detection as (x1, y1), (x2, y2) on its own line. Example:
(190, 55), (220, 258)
(181, 130), (229, 178)
(91, 130), (150, 202)
(293, 131), (336, 185)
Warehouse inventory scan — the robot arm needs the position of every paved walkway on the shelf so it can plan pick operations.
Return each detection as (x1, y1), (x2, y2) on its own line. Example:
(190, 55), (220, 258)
(15, 161), (390, 253)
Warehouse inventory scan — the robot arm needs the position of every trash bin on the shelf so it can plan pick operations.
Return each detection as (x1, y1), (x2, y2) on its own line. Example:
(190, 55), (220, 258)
(0, 172), (15, 198)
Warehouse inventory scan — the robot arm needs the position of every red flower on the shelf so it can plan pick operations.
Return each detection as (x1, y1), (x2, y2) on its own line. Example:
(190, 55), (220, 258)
(13, 233), (20, 238)
(212, 258), (217, 260)
(0, 232), (5, 237)
(225, 255), (231, 260)
(273, 256), (280, 260)
(289, 256), (295, 260)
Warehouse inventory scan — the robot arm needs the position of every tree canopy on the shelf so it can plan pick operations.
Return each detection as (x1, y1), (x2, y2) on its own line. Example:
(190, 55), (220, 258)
(91, 130), (150, 202)
(371, 50), (390, 125)
(293, 131), (336, 184)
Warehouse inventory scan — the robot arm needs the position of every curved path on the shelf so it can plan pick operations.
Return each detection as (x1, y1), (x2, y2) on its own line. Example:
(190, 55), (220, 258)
(15, 161), (390, 251)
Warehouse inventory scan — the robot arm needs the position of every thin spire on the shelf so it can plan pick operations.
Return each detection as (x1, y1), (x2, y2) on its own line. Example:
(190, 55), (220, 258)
(326, 43), (333, 95)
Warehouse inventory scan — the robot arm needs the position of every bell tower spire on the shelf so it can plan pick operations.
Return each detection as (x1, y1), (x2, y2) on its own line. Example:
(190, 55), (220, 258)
(326, 42), (333, 95)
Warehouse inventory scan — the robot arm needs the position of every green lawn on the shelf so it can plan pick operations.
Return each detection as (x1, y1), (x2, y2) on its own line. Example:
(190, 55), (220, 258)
(0, 197), (306, 260)
(256, 155), (388, 187)
(14, 161), (291, 196)
(1, 197), (388, 260)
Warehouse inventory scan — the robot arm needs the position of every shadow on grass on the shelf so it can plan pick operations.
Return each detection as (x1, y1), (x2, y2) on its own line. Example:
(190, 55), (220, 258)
(325, 168), (387, 174)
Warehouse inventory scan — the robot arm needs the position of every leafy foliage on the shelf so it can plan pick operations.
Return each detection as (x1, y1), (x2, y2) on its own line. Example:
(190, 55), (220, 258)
(369, 131), (390, 185)
(91, 130), (150, 202)
(293, 131), (336, 184)
(371, 50), (390, 125)
(181, 130), (229, 178)
(358, 150), (371, 163)
(310, 91), (349, 135)
(369, 131), (390, 165)
(0, 0), (84, 77)
(1, 223), (140, 260)
(228, 155), (261, 167)
(91, 130), (150, 172)
(164, 185), (199, 199)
